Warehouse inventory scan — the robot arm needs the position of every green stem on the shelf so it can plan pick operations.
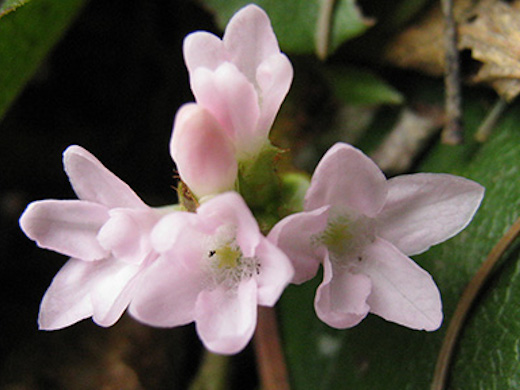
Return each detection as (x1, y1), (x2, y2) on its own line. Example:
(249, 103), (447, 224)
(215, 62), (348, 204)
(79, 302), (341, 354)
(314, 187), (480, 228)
(189, 350), (230, 390)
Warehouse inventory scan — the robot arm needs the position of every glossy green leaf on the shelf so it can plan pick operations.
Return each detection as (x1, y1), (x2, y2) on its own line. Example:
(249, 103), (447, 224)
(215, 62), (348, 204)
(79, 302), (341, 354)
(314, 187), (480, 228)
(280, 98), (520, 389)
(0, 0), (86, 120)
(199, 0), (372, 54)
(326, 66), (404, 106)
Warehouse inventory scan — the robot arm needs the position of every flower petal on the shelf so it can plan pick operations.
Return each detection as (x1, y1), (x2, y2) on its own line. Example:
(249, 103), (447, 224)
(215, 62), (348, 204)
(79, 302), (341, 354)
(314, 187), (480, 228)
(256, 53), (293, 136)
(20, 200), (109, 261)
(197, 192), (261, 258)
(38, 259), (93, 330)
(97, 208), (158, 265)
(190, 63), (261, 156)
(267, 206), (329, 284)
(38, 257), (117, 330)
(377, 173), (485, 255)
(151, 211), (202, 253)
(195, 278), (257, 355)
(360, 237), (442, 331)
(183, 31), (227, 73)
(314, 256), (371, 329)
(90, 259), (144, 327)
(223, 4), (280, 83)
(305, 143), (387, 217)
(63, 145), (146, 209)
(129, 251), (205, 328)
(255, 238), (294, 306)
(170, 103), (238, 198)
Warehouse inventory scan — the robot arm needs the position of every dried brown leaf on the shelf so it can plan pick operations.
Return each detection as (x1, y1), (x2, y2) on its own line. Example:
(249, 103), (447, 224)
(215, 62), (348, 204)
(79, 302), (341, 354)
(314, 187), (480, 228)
(385, 0), (520, 101)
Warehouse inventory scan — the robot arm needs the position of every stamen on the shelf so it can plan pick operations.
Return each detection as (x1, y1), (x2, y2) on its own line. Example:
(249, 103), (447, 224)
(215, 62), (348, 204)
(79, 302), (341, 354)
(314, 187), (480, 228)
(204, 225), (260, 290)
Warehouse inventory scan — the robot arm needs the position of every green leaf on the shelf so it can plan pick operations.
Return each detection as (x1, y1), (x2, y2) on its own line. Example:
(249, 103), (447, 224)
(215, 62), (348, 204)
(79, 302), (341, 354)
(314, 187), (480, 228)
(0, 0), (86, 120)
(325, 66), (404, 106)
(279, 98), (520, 389)
(199, 0), (372, 54)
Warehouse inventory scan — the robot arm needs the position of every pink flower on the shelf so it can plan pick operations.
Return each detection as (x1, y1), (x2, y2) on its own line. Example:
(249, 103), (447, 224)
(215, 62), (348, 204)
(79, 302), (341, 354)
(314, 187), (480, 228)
(170, 103), (238, 199)
(129, 192), (294, 355)
(182, 4), (293, 158)
(19, 146), (162, 330)
(268, 143), (485, 331)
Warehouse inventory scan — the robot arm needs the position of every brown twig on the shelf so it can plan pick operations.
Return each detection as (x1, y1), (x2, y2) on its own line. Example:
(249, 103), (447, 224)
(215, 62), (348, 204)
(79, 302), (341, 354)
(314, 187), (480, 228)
(431, 216), (520, 390)
(254, 306), (291, 390)
(475, 97), (509, 143)
(441, 0), (464, 144)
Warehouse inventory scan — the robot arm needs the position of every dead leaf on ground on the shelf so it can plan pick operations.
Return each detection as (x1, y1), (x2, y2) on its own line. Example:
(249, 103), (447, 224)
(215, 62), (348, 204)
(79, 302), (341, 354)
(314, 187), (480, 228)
(385, 0), (520, 101)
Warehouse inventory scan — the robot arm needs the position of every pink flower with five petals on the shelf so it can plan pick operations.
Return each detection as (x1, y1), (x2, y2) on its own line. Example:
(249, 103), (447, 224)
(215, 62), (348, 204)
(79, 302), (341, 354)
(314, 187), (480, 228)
(268, 143), (485, 331)
(129, 192), (294, 355)
(19, 146), (162, 330)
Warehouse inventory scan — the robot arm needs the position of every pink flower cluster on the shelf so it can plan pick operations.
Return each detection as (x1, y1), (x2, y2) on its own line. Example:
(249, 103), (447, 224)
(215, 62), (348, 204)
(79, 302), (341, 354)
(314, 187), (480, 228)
(20, 5), (484, 355)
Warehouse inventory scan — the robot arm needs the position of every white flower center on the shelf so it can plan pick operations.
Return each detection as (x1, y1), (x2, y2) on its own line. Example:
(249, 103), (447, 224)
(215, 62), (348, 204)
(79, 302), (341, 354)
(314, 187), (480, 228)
(204, 225), (259, 290)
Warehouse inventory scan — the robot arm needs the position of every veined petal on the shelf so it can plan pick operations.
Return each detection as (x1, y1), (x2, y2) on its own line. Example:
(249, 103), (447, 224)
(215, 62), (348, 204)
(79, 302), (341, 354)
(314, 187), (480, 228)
(197, 192), (261, 258)
(377, 173), (485, 255)
(255, 238), (294, 306)
(267, 206), (329, 284)
(305, 143), (387, 217)
(314, 256), (371, 329)
(38, 258), (105, 330)
(183, 31), (227, 73)
(90, 258), (144, 327)
(63, 145), (146, 209)
(195, 278), (258, 355)
(190, 64), (261, 155)
(256, 53), (293, 136)
(223, 4), (280, 83)
(170, 103), (238, 198)
(360, 237), (442, 331)
(129, 251), (205, 327)
(20, 200), (109, 261)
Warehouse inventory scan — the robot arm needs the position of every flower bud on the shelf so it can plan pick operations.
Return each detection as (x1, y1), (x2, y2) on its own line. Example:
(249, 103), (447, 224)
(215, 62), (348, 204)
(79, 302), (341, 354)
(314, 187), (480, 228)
(170, 103), (238, 199)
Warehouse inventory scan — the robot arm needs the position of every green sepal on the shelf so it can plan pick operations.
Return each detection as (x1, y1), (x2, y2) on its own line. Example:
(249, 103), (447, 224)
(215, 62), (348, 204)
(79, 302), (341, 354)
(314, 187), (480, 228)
(237, 143), (284, 233)
(279, 172), (311, 217)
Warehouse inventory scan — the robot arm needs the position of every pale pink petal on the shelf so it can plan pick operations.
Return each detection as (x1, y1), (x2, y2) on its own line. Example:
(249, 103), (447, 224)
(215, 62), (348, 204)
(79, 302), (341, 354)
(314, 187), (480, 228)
(305, 143), (387, 217)
(38, 258), (107, 330)
(170, 103), (238, 198)
(195, 278), (257, 355)
(190, 64), (261, 155)
(255, 238), (294, 306)
(360, 237), (442, 331)
(90, 259), (144, 327)
(151, 211), (203, 253)
(223, 4), (280, 83)
(97, 208), (157, 265)
(183, 31), (227, 73)
(129, 251), (205, 327)
(197, 192), (260, 258)
(314, 256), (371, 329)
(267, 206), (329, 284)
(377, 173), (485, 255)
(20, 200), (109, 261)
(63, 145), (146, 209)
(256, 53), (293, 135)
